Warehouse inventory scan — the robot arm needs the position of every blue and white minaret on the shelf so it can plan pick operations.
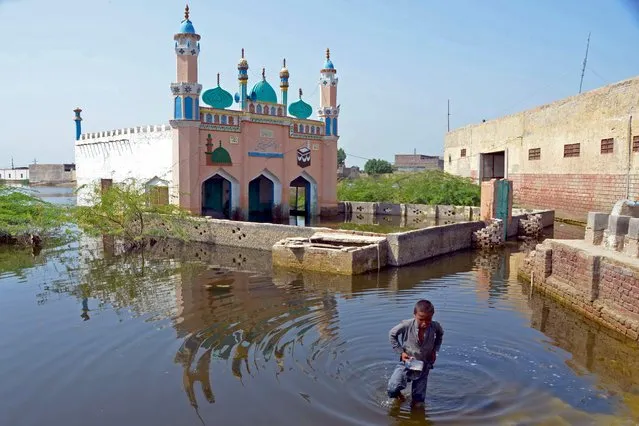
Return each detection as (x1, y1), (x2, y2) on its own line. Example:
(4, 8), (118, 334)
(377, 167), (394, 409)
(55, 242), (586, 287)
(170, 4), (202, 121)
(237, 48), (249, 110)
(279, 58), (289, 113)
(318, 48), (339, 136)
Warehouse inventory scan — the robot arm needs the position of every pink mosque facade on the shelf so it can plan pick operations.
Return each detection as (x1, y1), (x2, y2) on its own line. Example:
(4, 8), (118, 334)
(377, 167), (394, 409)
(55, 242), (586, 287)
(74, 5), (339, 221)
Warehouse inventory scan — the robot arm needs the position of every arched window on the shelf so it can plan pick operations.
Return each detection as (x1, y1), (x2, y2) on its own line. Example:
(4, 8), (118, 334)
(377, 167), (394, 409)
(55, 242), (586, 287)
(293, 124), (298, 132)
(249, 104), (255, 113)
(278, 107), (283, 116)
(214, 114), (219, 123)
(333, 118), (338, 136)
(325, 117), (331, 135)
(305, 125), (309, 133)
(271, 106), (276, 115)
(256, 104), (262, 114)
(311, 126), (315, 134)
(195, 98), (199, 120)
(174, 97), (182, 119)
(316, 127), (320, 135)
(206, 113), (212, 123)
(228, 116), (234, 125)
(184, 97), (193, 119)
(221, 115), (227, 124)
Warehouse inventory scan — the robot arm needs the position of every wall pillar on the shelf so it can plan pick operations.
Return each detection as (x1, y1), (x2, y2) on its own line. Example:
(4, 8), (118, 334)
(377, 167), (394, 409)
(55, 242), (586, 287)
(480, 178), (513, 226)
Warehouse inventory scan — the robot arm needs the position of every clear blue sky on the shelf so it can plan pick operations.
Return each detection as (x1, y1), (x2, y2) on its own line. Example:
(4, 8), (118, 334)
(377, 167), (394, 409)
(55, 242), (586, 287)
(1, 0), (639, 168)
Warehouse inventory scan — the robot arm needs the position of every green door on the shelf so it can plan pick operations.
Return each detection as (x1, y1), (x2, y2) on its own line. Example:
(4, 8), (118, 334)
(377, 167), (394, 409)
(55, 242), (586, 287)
(203, 178), (224, 216)
(496, 179), (510, 239)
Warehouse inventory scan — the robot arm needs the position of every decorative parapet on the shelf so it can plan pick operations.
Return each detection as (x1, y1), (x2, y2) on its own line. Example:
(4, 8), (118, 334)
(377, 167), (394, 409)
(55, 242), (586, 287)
(78, 124), (171, 142)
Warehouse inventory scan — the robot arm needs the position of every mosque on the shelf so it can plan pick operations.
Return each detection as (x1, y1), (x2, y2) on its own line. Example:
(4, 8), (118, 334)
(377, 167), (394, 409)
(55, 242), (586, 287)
(73, 5), (339, 221)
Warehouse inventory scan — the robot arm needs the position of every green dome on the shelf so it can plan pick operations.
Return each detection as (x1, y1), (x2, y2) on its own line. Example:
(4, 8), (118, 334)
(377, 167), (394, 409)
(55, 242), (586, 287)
(211, 142), (232, 165)
(288, 89), (313, 119)
(202, 85), (233, 109)
(249, 72), (278, 104)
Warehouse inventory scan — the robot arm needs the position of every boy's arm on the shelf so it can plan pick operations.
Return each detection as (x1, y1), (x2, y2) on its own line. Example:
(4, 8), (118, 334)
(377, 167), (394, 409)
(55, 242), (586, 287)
(389, 321), (407, 355)
(434, 322), (444, 352)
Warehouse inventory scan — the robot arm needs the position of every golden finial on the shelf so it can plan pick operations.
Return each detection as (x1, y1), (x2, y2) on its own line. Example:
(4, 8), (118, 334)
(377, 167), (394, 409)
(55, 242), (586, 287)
(241, 48), (244, 58)
(299, 88), (303, 98)
(262, 68), (265, 80)
(184, 4), (190, 20)
(283, 58), (286, 68)
(217, 73), (220, 86)
(326, 48), (330, 60)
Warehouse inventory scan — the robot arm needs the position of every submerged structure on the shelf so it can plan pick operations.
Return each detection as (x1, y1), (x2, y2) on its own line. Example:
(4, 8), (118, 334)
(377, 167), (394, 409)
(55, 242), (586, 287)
(74, 5), (340, 220)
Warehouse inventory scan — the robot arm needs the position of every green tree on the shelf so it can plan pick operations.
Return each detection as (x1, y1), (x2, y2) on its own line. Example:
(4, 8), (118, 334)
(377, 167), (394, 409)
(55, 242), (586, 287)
(73, 179), (191, 251)
(364, 158), (393, 175)
(337, 147), (347, 167)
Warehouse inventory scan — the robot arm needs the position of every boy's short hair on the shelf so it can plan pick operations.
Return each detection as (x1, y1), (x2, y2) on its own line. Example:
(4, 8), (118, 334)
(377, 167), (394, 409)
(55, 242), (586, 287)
(414, 299), (435, 315)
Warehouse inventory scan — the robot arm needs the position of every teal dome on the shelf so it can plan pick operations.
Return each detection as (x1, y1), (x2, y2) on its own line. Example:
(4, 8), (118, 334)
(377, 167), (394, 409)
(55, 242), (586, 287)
(288, 90), (312, 119)
(178, 6), (196, 34)
(179, 19), (196, 34)
(202, 85), (233, 109)
(249, 71), (278, 103)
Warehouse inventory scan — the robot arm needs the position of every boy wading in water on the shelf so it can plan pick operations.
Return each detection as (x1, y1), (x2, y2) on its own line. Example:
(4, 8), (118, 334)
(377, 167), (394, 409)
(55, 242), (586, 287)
(387, 300), (444, 404)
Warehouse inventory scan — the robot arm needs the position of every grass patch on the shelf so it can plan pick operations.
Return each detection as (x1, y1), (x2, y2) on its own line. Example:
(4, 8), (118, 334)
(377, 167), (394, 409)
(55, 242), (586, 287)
(337, 170), (480, 206)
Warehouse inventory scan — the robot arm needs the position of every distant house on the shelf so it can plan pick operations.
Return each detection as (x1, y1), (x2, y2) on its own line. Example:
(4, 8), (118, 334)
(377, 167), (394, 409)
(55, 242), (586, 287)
(0, 167), (29, 181)
(337, 165), (360, 179)
(394, 154), (443, 172)
(29, 164), (76, 185)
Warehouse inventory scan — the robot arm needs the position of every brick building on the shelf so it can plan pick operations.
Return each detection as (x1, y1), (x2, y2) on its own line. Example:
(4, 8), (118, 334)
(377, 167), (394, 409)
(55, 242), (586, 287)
(444, 75), (639, 222)
(394, 154), (443, 172)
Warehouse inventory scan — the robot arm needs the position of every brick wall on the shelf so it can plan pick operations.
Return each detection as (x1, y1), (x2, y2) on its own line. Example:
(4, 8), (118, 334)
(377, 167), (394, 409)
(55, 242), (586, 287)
(510, 173), (635, 222)
(520, 240), (639, 341)
(599, 259), (639, 319)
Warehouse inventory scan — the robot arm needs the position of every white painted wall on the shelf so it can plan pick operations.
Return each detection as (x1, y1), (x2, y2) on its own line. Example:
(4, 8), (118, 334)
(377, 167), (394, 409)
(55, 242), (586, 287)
(74, 124), (173, 205)
(0, 168), (29, 181)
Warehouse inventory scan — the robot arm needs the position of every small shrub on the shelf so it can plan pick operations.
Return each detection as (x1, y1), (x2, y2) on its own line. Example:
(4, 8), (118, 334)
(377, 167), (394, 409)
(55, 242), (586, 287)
(337, 170), (480, 206)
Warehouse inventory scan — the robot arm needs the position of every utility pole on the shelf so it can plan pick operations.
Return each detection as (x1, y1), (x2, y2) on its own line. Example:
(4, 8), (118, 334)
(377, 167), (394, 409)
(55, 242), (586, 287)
(447, 99), (451, 132)
(11, 157), (14, 170)
(579, 32), (591, 94)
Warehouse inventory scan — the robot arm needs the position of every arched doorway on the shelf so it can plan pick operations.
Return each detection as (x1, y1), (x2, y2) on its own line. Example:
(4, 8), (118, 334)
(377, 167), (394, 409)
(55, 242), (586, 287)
(289, 173), (318, 226)
(202, 174), (232, 218)
(290, 176), (310, 216)
(248, 174), (276, 222)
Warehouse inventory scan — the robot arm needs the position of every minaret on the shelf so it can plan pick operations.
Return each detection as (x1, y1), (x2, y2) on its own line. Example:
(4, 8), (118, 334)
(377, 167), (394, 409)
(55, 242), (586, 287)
(279, 58), (289, 113)
(73, 107), (83, 140)
(318, 48), (339, 216)
(170, 5), (203, 213)
(318, 48), (339, 136)
(237, 48), (249, 110)
(171, 4), (202, 121)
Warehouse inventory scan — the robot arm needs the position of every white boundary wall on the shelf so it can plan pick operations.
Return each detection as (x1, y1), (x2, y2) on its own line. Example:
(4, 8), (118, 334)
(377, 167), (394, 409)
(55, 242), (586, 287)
(74, 124), (173, 206)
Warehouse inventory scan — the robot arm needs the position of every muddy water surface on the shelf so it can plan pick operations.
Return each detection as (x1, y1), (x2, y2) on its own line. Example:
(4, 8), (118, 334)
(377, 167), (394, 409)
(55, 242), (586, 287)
(1, 192), (635, 425)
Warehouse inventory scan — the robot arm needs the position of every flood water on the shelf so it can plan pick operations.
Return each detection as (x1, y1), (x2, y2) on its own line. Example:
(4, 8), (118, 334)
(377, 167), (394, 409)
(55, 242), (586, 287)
(3, 217), (639, 425)
(4, 186), (636, 425)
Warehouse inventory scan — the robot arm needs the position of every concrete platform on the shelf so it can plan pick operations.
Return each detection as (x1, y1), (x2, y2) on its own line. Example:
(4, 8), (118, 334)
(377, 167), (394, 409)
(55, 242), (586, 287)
(272, 232), (388, 275)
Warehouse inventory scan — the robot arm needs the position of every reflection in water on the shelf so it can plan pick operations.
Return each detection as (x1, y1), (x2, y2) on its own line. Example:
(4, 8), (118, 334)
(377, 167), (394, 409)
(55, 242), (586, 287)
(2, 234), (639, 425)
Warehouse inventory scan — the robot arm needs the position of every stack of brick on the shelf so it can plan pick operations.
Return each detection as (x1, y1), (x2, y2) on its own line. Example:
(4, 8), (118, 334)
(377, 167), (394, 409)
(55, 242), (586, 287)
(603, 214), (631, 251)
(472, 219), (504, 249)
(622, 218), (639, 258)
(518, 213), (543, 238)
(585, 212), (609, 245)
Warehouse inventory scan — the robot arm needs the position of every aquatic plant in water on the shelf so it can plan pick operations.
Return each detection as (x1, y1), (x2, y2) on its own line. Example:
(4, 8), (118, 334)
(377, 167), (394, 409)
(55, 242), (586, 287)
(0, 185), (71, 246)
